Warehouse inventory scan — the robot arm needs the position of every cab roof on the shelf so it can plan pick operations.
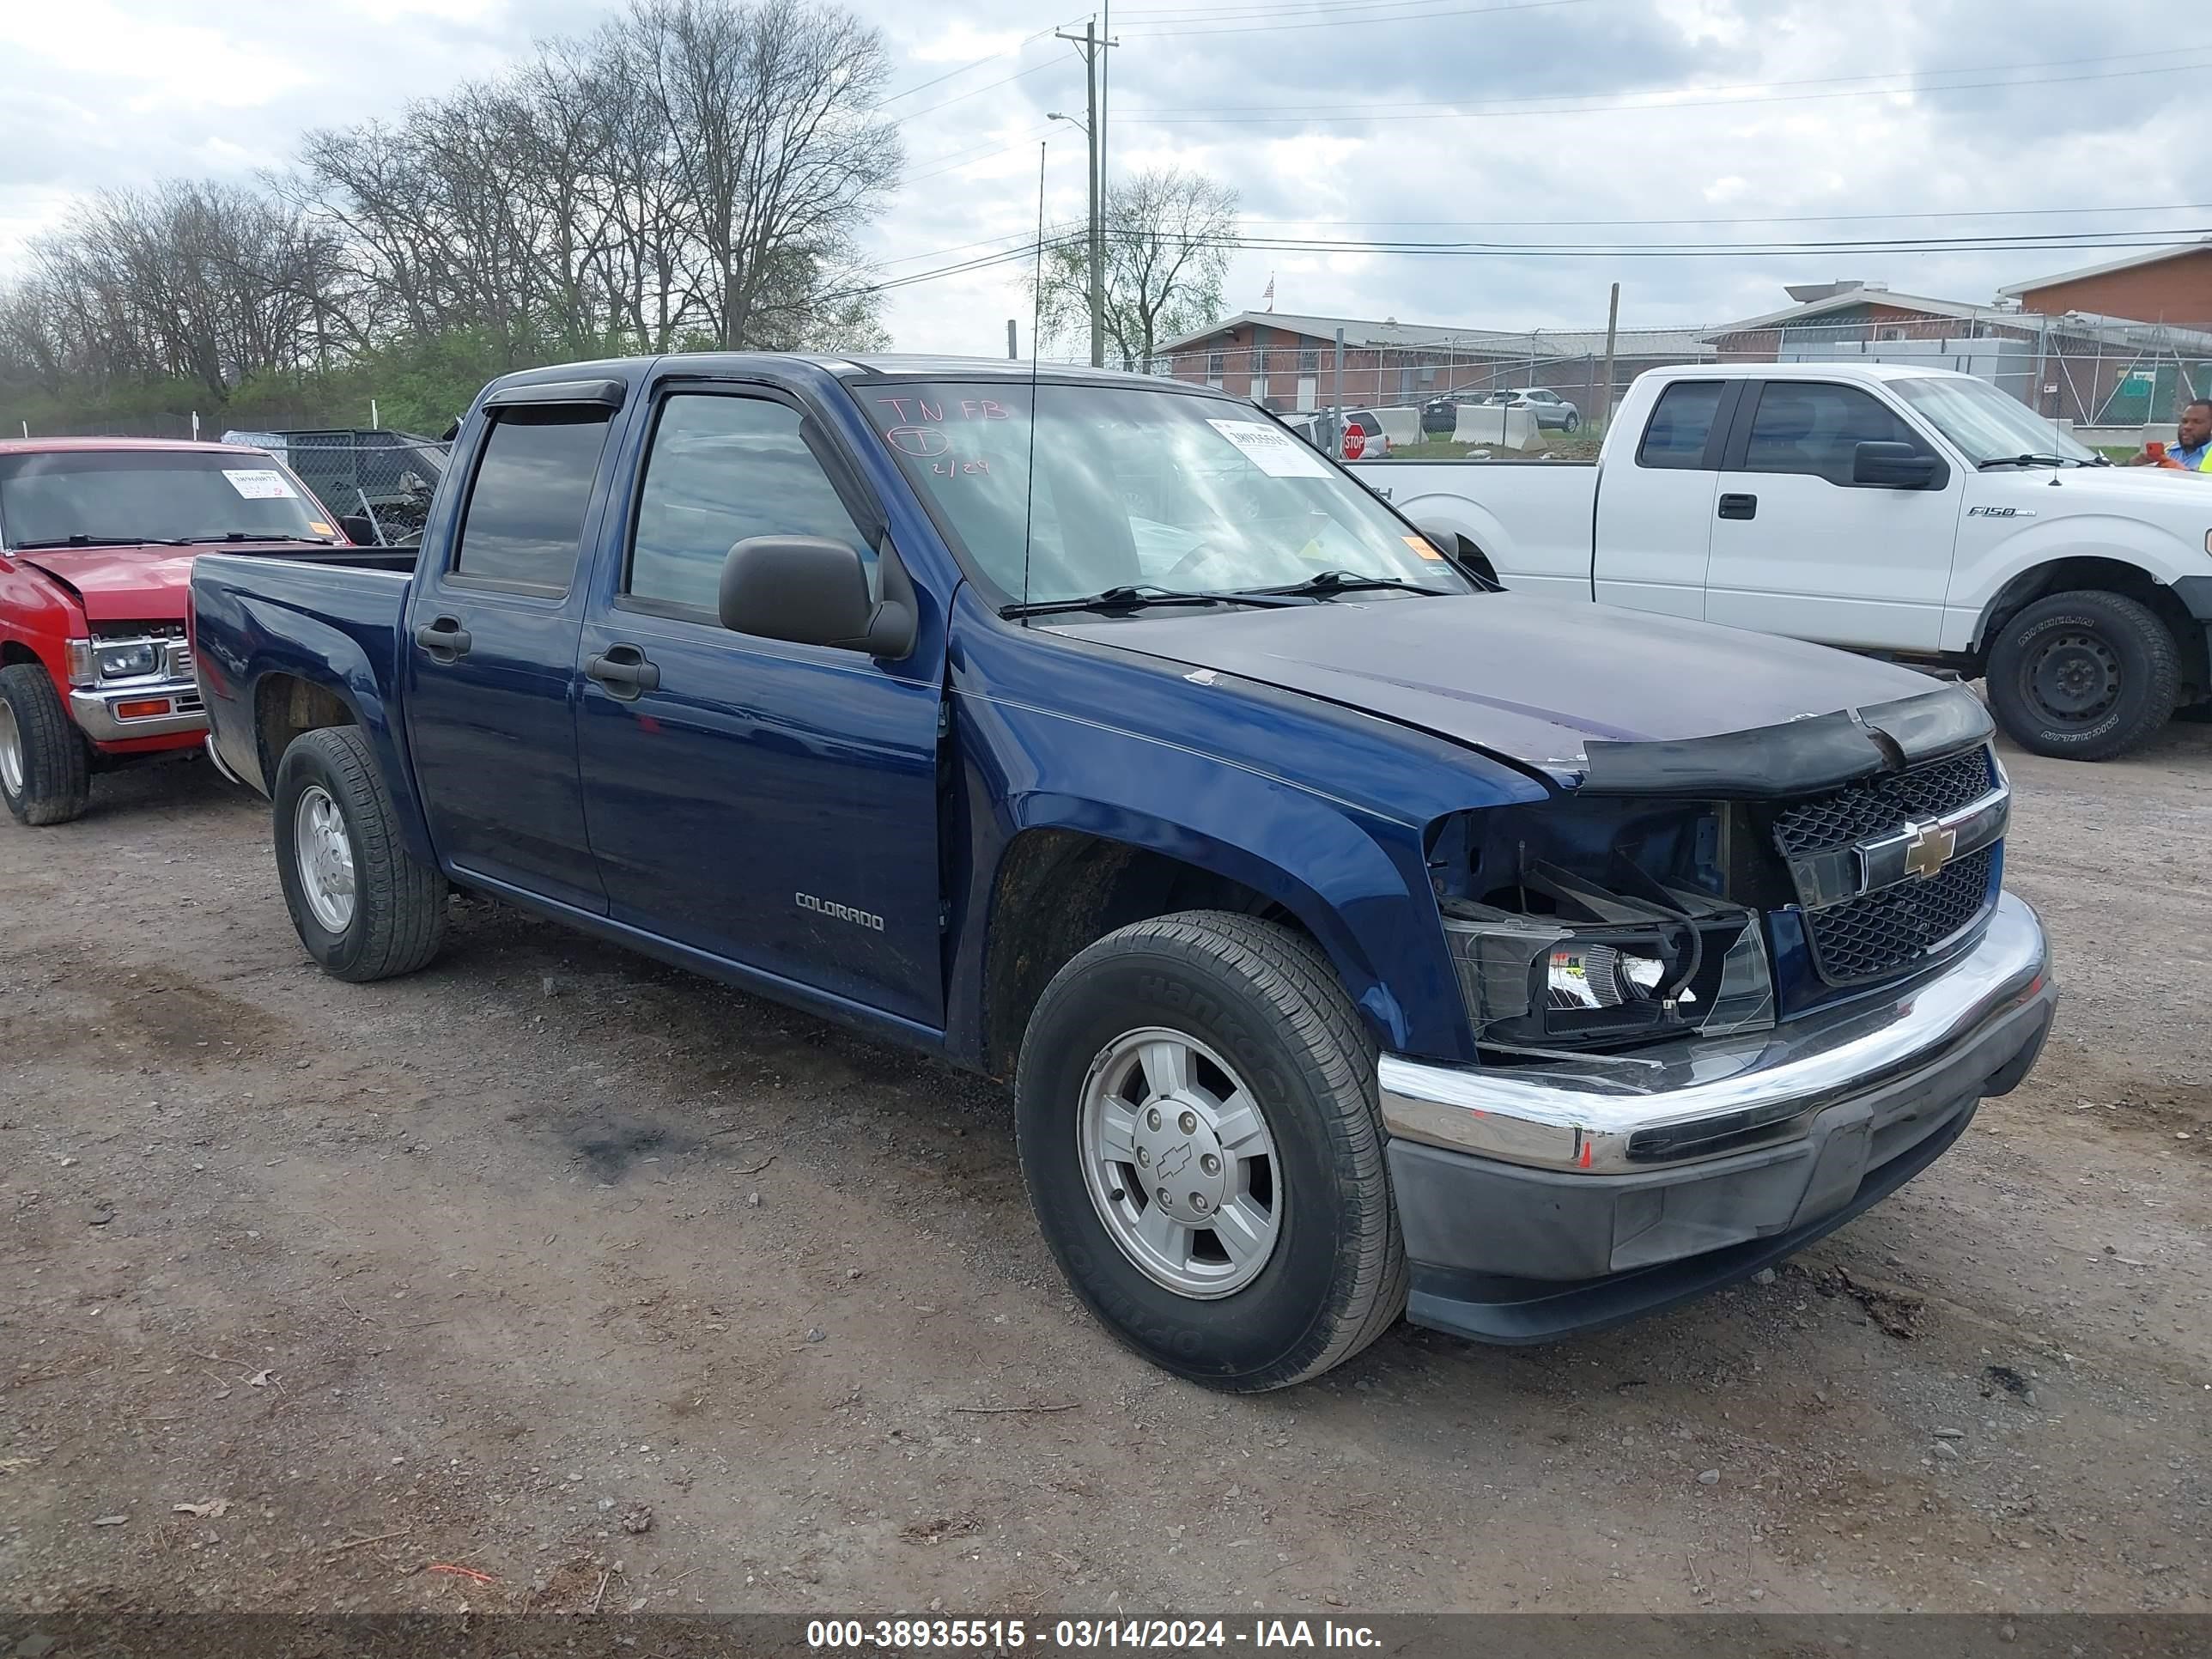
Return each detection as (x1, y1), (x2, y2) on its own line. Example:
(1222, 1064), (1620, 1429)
(0, 436), (273, 457)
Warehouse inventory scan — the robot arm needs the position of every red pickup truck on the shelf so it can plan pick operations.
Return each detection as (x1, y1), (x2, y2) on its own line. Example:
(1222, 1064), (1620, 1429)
(0, 437), (342, 824)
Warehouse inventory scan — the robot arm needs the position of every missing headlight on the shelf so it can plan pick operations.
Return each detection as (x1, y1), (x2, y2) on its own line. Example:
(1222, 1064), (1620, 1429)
(1441, 856), (1774, 1056)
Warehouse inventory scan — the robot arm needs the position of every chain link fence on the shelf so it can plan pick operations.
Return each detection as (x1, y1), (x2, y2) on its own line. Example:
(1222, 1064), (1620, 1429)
(218, 428), (450, 545)
(1149, 313), (2212, 455)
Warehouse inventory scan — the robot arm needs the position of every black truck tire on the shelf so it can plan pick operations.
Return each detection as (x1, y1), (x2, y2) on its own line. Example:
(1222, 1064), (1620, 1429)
(273, 725), (447, 981)
(0, 663), (91, 826)
(1015, 910), (1407, 1392)
(1986, 589), (2179, 762)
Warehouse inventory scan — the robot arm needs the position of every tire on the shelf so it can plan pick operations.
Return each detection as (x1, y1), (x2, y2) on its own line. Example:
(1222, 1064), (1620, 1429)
(1562, 410), (1581, 433)
(1014, 911), (1406, 1392)
(0, 663), (91, 826)
(1986, 589), (2179, 762)
(272, 725), (447, 981)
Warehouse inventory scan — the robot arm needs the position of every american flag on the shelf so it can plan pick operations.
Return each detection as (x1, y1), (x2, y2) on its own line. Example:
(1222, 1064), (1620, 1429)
(1261, 274), (1274, 312)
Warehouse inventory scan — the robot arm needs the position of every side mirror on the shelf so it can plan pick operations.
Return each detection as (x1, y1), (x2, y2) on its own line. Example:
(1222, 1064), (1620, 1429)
(1853, 441), (1940, 489)
(718, 535), (917, 659)
(337, 513), (377, 545)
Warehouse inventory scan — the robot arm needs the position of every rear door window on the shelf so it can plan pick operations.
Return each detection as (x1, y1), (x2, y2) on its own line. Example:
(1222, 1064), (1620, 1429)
(450, 410), (612, 592)
(1636, 381), (1726, 470)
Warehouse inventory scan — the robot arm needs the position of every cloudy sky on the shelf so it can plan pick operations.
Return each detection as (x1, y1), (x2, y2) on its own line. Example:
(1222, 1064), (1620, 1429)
(1, 0), (2202, 351)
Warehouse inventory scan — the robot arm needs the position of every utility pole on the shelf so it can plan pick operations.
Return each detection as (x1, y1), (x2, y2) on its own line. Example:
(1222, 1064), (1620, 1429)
(1599, 282), (1620, 433)
(1054, 18), (1118, 368)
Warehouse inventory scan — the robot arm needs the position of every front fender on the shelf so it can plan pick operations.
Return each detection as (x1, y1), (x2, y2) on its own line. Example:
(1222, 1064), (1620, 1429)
(945, 690), (1476, 1066)
(1947, 513), (2202, 652)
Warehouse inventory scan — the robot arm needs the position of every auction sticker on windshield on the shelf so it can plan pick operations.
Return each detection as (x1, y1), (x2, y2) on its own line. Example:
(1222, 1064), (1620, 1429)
(1206, 418), (1333, 479)
(222, 469), (298, 499)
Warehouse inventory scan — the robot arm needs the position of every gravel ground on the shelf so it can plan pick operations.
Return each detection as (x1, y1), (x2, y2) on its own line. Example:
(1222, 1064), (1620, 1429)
(2, 725), (2207, 1618)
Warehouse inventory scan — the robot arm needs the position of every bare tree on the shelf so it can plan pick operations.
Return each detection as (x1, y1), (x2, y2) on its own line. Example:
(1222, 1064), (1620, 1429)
(621, 0), (901, 349)
(1037, 168), (1238, 370)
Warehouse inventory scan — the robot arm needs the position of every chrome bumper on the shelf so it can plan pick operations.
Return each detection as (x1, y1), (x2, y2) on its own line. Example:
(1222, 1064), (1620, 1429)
(68, 679), (208, 743)
(1381, 892), (2052, 1175)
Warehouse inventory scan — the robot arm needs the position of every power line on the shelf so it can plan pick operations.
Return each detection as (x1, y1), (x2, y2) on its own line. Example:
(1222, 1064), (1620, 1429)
(870, 19), (1079, 108)
(1238, 202), (2212, 228)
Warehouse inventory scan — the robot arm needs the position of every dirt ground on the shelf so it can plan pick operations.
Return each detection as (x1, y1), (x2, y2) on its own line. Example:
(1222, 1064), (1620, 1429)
(2, 721), (2207, 1620)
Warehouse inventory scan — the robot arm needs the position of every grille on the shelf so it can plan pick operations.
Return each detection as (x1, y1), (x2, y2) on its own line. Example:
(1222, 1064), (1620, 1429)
(1771, 747), (1993, 860)
(1802, 847), (1995, 985)
(167, 641), (196, 681)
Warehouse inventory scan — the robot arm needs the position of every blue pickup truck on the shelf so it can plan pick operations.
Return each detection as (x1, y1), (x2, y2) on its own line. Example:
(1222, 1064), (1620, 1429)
(191, 354), (2057, 1390)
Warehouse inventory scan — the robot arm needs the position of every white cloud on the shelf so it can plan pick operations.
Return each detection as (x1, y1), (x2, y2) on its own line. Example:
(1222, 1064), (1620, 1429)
(0, 0), (2191, 347)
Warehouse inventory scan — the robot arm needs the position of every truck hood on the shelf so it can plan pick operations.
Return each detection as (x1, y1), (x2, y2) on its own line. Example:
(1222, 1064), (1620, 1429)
(1050, 592), (1973, 792)
(15, 543), (315, 623)
(1979, 464), (2212, 514)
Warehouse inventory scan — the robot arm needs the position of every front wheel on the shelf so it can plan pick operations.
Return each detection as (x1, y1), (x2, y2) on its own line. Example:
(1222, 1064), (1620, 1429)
(1015, 911), (1406, 1391)
(1561, 410), (1581, 433)
(272, 725), (448, 981)
(1986, 589), (2179, 761)
(0, 663), (91, 826)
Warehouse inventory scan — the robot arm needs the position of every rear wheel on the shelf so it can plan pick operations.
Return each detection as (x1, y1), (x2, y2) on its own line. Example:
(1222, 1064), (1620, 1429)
(0, 663), (91, 826)
(1015, 911), (1406, 1391)
(1986, 589), (2178, 761)
(273, 725), (447, 981)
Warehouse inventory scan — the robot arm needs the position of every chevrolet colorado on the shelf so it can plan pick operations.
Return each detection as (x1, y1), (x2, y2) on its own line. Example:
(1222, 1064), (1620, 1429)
(191, 355), (2057, 1389)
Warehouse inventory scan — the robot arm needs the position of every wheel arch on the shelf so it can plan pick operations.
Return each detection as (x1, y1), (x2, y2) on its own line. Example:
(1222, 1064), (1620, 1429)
(969, 814), (1433, 1083)
(1971, 556), (2206, 694)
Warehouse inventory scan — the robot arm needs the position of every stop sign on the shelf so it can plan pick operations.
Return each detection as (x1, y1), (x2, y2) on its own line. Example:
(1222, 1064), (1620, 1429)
(1341, 421), (1366, 460)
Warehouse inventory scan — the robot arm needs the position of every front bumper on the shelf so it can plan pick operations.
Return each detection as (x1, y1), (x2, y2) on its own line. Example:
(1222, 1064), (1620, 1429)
(1379, 892), (2055, 1343)
(69, 678), (208, 743)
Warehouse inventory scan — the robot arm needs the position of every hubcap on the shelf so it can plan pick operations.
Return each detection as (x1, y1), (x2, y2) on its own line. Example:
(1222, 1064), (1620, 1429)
(2028, 629), (2121, 725)
(0, 699), (21, 797)
(294, 785), (357, 933)
(1077, 1027), (1283, 1297)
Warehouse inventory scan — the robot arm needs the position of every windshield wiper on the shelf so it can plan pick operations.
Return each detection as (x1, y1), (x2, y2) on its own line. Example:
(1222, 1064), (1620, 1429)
(10, 533), (191, 550)
(1002, 584), (1255, 620)
(1977, 453), (2103, 470)
(178, 531), (336, 544)
(1243, 569), (1455, 599)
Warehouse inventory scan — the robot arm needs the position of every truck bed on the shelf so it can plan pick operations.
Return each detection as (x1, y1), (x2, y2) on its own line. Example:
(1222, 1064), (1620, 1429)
(1352, 458), (1599, 599)
(191, 550), (419, 798)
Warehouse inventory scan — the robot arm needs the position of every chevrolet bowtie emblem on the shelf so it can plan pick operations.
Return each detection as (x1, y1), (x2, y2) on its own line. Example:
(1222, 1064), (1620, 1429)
(1901, 818), (1957, 879)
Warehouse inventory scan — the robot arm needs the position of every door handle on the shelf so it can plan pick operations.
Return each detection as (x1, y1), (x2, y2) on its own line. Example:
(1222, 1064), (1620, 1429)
(1717, 493), (1758, 520)
(586, 645), (662, 701)
(414, 617), (472, 659)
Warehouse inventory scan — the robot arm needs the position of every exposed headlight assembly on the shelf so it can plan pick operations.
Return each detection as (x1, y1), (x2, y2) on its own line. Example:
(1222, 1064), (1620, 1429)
(1442, 859), (1775, 1057)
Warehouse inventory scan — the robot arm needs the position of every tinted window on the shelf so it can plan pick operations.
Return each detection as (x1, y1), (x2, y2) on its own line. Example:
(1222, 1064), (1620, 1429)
(1743, 382), (1922, 484)
(1636, 381), (1725, 469)
(453, 411), (611, 590)
(629, 395), (871, 616)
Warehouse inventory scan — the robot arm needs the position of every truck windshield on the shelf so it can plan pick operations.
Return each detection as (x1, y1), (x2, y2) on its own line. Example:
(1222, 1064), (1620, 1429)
(1888, 376), (2100, 467)
(858, 381), (1471, 605)
(0, 450), (332, 547)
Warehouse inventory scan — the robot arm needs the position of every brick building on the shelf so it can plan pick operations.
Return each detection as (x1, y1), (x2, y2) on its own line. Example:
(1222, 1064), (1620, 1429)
(1999, 241), (2212, 331)
(1154, 311), (1710, 416)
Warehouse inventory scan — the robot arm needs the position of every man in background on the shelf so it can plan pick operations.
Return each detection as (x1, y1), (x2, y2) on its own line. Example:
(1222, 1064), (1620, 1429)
(2126, 398), (2212, 469)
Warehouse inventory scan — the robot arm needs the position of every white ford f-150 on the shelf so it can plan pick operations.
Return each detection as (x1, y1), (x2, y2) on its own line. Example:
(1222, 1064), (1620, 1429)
(1355, 361), (2212, 759)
